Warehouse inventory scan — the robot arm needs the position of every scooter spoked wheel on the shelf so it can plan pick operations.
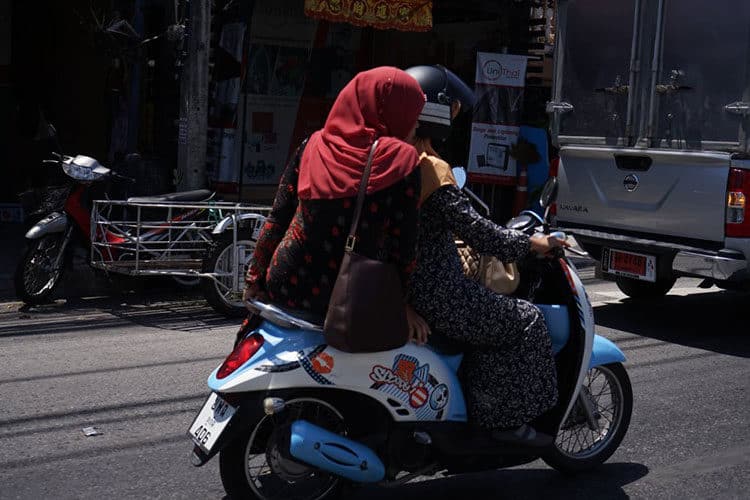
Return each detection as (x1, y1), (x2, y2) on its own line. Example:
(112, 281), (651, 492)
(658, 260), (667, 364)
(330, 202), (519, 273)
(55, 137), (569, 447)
(219, 398), (345, 500)
(14, 233), (69, 304)
(543, 362), (633, 475)
(201, 235), (256, 317)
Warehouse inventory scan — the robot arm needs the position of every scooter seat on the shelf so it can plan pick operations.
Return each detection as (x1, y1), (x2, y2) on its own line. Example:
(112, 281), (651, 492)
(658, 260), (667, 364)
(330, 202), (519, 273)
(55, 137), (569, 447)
(127, 189), (214, 203)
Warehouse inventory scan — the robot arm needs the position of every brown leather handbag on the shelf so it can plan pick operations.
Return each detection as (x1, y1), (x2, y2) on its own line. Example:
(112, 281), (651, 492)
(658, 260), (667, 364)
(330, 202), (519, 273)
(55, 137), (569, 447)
(324, 140), (410, 352)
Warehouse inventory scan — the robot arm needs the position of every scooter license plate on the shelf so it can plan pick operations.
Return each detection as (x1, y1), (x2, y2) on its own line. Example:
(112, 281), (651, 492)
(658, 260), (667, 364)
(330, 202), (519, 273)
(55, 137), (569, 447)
(188, 393), (237, 454)
(602, 248), (656, 282)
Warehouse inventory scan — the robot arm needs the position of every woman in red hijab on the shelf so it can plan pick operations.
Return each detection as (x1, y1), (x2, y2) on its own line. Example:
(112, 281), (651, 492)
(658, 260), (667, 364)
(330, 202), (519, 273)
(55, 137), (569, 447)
(244, 67), (430, 341)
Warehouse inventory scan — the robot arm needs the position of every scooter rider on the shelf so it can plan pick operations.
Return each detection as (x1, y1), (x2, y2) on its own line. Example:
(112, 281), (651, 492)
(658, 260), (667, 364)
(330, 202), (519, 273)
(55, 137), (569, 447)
(404, 65), (564, 445)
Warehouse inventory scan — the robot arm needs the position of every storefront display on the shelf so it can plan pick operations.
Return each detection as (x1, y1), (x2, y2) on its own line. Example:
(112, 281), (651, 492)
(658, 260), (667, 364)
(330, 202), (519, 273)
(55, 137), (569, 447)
(207, 0), (549, 211)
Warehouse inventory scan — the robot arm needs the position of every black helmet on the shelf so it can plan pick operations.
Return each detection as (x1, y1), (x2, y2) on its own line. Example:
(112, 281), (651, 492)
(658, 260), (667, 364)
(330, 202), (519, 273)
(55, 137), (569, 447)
(405, 65), (475, 142)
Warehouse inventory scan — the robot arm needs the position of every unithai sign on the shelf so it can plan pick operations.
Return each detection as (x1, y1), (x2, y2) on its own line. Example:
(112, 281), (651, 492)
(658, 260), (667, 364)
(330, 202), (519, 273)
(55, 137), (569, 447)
(467, 52), (528, 185)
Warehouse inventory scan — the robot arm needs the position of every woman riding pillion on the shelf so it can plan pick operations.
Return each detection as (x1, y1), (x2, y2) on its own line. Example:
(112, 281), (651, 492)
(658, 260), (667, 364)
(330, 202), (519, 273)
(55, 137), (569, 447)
(242, 66), (429, 338)
(404, 65), (567, 445)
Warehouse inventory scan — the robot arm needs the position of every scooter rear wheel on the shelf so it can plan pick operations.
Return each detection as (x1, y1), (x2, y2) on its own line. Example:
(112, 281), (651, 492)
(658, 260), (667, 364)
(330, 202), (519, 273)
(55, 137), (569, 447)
(219, 397), (345, 500)
(14, 233), (68, 304)
(543, 362), (633, 474)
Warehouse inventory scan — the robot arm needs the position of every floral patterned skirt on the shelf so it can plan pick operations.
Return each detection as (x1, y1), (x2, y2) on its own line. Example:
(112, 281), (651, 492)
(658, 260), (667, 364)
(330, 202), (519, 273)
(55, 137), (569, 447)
(413, 274), (558, 429)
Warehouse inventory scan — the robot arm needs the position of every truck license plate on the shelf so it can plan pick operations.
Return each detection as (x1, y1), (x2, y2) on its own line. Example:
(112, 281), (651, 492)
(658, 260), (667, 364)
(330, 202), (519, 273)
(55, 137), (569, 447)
(603, 248), (656, 282)
(188, 393), (236, 454)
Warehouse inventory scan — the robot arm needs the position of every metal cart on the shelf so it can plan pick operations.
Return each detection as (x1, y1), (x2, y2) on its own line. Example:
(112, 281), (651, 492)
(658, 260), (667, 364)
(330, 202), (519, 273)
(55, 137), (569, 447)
(90, 199), (271, 316)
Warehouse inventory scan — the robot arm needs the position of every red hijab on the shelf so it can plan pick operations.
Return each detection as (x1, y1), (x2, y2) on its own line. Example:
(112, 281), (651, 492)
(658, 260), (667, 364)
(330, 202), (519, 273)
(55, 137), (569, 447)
(297, 67), (426, 200)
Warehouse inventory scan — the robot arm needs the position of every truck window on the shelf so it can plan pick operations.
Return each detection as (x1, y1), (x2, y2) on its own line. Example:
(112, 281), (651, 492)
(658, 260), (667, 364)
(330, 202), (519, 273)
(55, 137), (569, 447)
(559, 0), (636, 144)
(652, 0), (750, 151)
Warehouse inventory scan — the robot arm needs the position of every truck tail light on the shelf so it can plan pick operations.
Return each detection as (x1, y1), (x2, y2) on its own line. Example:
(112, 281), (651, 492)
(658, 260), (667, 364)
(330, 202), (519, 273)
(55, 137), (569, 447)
(216, 333), (265, 379)
(726, 168), (750, 237)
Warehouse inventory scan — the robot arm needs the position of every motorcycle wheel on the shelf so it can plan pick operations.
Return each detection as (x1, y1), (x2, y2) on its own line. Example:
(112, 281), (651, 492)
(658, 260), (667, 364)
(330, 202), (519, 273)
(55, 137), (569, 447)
(543, 362), (633, 475)
(14, 233), (69, 305)
(201, 235), (256, 317)
(219, 398), (345, 500)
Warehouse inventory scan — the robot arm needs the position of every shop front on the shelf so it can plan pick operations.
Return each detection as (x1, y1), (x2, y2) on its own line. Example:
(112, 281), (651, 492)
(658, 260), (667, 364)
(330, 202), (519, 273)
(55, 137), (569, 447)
(207, 0), (555, 219)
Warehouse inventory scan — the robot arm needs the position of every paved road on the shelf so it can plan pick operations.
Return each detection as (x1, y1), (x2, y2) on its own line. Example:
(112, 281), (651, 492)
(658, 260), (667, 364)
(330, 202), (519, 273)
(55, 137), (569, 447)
(0, 279), (747, 499)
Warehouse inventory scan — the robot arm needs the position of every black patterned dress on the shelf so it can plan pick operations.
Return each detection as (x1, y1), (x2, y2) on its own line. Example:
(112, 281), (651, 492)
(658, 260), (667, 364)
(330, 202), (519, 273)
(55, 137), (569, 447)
(246, 151), (421, 319)
(409, 185), (558, 429)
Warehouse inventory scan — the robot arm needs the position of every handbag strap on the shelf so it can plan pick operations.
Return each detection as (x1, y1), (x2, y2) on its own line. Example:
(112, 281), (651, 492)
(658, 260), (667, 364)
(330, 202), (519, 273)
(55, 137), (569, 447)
(345, 139), (379, 252)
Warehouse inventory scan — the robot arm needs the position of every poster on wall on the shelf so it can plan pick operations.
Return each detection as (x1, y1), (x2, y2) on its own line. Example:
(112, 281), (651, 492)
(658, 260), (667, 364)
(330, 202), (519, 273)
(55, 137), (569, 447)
(208, 0), (319, 189)
(467, 52), (528, 185)
(241, 1), (318, 186)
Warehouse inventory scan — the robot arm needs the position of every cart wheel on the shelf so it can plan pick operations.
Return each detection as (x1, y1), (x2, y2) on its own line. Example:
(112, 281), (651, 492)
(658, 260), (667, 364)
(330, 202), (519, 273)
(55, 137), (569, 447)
(201, 235), (256, 317)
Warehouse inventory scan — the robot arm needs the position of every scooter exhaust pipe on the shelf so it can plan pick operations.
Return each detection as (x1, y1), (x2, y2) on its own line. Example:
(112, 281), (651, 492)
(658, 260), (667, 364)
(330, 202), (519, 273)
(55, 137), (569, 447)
(289, 420), (386, 483)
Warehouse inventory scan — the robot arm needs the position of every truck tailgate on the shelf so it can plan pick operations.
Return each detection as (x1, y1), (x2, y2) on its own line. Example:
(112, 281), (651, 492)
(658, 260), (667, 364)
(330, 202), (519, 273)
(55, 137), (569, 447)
(557, 146), (731, 243)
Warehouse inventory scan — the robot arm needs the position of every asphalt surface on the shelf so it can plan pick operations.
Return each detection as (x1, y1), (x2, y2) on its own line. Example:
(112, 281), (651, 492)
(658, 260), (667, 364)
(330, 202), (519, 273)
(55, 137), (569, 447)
(0, 277), (748, 499)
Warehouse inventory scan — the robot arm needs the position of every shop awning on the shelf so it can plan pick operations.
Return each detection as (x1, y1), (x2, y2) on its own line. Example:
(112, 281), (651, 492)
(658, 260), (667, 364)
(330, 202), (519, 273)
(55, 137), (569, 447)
(304, 0), (432, 32)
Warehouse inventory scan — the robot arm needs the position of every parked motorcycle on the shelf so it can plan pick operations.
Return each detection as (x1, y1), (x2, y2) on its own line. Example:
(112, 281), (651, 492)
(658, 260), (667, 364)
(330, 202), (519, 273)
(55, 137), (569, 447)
(13, 125), (213, 304)
(187, 175), (633, 499)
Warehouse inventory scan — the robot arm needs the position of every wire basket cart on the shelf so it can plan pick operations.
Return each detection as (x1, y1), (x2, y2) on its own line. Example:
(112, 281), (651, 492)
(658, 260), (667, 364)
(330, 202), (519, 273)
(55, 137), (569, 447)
(90, 199), (271, 316)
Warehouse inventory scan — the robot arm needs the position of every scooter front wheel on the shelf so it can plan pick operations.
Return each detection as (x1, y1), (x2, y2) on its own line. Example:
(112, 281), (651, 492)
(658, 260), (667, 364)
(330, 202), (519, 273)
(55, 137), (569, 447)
(543, 362), (633, 474)
(219, 397), (345, 500)
(14, 233), (69, 304)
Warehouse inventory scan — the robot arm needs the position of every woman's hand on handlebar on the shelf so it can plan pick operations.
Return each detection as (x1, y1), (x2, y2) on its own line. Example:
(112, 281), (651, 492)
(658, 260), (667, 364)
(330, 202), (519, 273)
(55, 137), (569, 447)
(529, 233), (570, 257)
(406, 304), (431, 346)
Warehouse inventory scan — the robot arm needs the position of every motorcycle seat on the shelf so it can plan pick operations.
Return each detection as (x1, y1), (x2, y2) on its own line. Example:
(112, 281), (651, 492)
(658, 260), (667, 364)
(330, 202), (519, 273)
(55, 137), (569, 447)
(127, 189), (214, 203)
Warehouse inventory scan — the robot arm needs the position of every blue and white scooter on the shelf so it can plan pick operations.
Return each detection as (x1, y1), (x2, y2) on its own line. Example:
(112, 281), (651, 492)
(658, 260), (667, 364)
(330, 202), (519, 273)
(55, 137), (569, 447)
(188, 174), (632, 500)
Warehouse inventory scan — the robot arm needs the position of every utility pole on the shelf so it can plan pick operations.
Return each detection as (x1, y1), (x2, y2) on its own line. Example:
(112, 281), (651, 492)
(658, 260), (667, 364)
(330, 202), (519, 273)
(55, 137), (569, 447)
(176, 0), (211, 190)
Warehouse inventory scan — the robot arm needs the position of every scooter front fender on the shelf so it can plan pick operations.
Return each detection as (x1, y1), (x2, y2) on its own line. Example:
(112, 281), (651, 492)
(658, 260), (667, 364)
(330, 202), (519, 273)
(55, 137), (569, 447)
(25, 212), (69, 239)
(589, 334), (626, 369)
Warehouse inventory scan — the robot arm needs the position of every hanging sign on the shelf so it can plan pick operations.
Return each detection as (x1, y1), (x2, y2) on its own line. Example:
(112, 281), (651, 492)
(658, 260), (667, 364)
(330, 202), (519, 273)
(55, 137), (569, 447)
(304, 0), (432, 32)
(467, 52), (528, 185)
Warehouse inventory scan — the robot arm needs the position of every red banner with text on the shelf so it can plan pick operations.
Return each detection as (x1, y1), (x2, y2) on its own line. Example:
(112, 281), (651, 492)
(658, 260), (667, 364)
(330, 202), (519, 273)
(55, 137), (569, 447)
(304, 0), (432, 32)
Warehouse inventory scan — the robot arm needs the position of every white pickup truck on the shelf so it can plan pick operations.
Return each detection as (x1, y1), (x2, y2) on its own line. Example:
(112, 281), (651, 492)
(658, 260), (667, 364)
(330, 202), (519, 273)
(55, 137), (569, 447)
(548, 0), (750, 298)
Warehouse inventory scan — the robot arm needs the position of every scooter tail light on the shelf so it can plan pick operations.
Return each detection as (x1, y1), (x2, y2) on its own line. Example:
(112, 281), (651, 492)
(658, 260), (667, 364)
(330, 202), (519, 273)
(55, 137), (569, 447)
(726, 168), (750, 238)
(216, 333), (265, 379)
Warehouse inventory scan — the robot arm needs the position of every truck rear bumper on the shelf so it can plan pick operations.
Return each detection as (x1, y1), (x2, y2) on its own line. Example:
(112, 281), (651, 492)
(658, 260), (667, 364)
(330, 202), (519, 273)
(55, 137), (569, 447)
(561, 227), (749, 282)
(672, 250), (747, 281)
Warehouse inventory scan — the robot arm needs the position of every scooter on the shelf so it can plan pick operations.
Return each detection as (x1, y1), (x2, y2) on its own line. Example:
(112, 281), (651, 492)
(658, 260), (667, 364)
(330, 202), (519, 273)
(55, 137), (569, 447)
(188, 174), (633, 500)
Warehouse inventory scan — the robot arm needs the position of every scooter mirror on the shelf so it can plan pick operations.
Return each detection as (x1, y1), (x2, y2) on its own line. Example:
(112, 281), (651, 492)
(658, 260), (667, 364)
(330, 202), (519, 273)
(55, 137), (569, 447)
(539, 177), (559, 208)
(452, 166), (467, 190)
(506, 214), (534, 230)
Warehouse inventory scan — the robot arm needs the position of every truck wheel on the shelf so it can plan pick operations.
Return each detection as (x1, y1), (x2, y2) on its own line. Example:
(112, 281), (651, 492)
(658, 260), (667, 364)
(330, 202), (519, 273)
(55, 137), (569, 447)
(615, 275), (675, 299)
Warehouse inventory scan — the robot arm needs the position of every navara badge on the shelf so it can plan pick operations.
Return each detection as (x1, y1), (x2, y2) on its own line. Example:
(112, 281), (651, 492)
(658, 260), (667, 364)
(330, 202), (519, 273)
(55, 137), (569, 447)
(623, 174), (639, 192)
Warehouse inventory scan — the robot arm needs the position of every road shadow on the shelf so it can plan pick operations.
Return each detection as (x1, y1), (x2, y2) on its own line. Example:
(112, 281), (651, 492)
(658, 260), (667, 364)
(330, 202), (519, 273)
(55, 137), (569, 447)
(346, 462), (649, 500)
(594, 289), (749, 357)
(0, 291), (239, 337)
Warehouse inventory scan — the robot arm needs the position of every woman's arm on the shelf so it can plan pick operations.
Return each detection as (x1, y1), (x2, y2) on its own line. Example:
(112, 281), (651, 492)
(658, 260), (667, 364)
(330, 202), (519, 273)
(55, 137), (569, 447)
(388, 168), (421, 290)
(245, 143), (305, 292)
(433, 185), (530, 262)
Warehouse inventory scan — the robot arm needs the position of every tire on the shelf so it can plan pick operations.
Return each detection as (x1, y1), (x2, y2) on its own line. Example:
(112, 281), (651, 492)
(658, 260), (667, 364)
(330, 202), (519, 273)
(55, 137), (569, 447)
(14, 233), (69, 304)
(615, 275), (675, 299)
(543, 362), (633, 475)
(219, 398), (344, 500)
(201, 235), (256, 317)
